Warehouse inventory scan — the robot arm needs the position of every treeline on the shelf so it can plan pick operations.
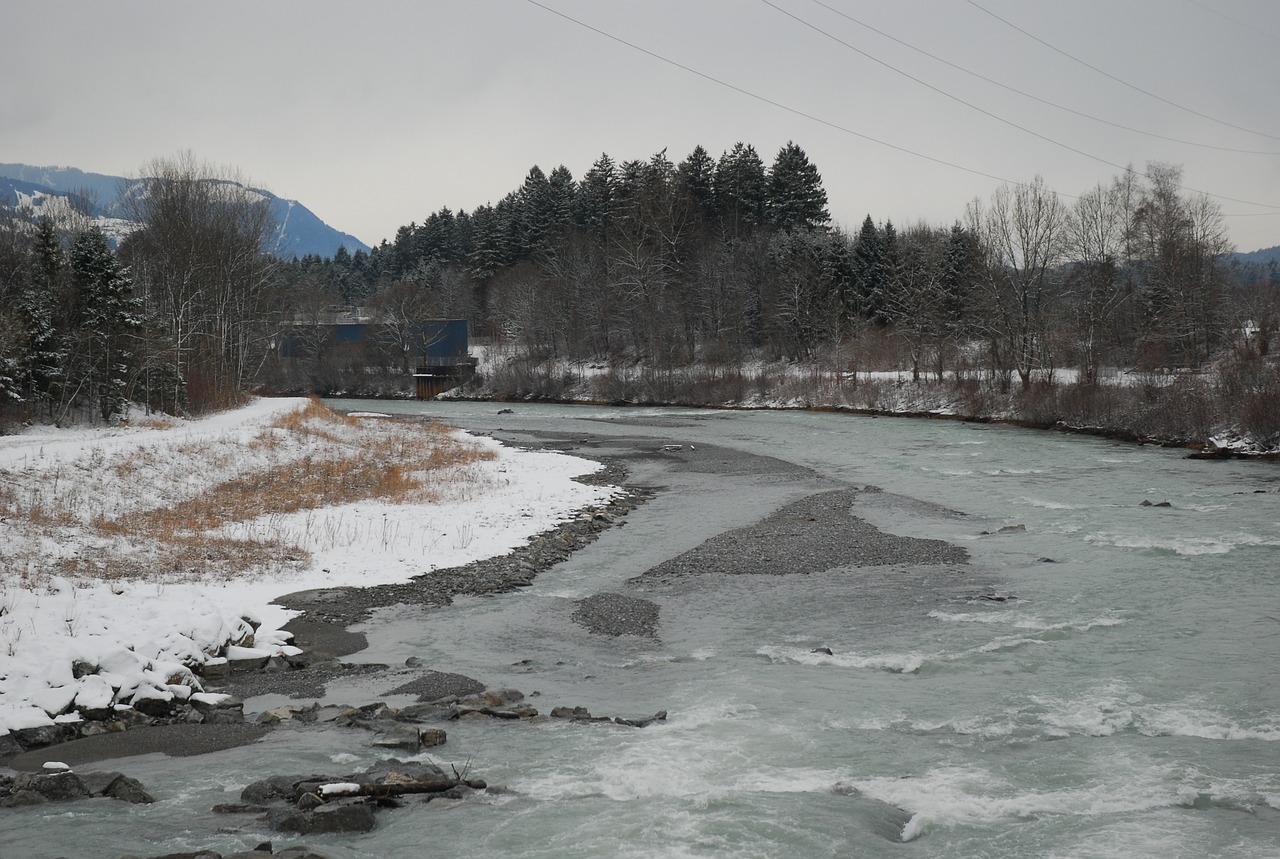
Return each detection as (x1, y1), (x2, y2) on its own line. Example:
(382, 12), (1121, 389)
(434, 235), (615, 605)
(288, 145), (1276, 391)
(0, 154), (281, 425)
(2, 144), (1276, 446)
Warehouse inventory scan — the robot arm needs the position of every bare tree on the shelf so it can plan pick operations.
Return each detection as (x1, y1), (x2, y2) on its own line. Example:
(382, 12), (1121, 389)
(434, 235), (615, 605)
(119, 152), (276, 412)
(970, 176), (1067, 389)
(1064, 176), (1133, 383)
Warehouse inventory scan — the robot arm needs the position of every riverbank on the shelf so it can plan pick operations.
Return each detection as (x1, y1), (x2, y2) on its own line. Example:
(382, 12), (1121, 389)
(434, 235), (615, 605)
(432, 349), (1280, 458)
(0, 398), (620, 752)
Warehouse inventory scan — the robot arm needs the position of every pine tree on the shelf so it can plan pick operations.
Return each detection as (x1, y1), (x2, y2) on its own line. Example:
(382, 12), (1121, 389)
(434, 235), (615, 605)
(766, 142), (830, 231)
(517, 166), (553, 257)
(676, 145), (716, 218)
(575, 153), (617, 235)
(850, 215), (885, 320)
(70, 228), (142, 421)
(547, 165), (576, 232)
(18, 217), (66, 408)
(714, 143), (767, 237)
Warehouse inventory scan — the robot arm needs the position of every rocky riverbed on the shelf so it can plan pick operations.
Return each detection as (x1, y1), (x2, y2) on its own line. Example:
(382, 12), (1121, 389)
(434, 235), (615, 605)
(1, 423), (974, 858)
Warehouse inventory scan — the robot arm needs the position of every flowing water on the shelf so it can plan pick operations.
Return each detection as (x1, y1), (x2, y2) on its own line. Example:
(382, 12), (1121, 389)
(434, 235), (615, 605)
(6, 403), (1278, 858)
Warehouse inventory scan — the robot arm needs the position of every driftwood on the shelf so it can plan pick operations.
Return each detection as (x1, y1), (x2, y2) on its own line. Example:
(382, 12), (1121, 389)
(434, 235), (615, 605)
(309, 777), (487, 803)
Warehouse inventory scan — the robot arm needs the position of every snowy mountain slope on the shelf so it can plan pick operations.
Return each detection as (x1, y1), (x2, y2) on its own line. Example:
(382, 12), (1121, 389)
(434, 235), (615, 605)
(0, 163), (369, 259)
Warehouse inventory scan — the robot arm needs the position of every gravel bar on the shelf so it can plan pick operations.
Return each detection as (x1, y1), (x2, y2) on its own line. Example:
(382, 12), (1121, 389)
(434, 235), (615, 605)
(632, 489), (967, 585)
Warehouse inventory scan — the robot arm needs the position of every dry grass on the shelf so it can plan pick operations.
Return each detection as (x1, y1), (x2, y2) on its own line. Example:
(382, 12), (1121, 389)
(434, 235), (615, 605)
(0, 398), (496, 586)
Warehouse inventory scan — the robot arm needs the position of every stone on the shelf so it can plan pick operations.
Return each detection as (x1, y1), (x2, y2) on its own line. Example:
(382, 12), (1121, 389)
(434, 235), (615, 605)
(269, 801), (377, 834)
(812, 646), (834, 655)
(296, 791), (325, 811)
(131, 694), (175, 719)
(197, 658), (231, 683)
(615, 711), (668, 729)
(370, 726), (424, 751)
(103, 774), (155, 804)
(19, 771), (90, 801)
(241, 774), (328, 806)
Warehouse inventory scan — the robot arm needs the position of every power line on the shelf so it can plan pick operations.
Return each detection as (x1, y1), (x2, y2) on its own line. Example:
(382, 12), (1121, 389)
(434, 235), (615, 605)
(520, 0), (1028, 189)
(805, 0), (1280, 156)
(762, 0), (1280, 210)
(963, 0), (1280, 144)
(522, 0), (1279, 214)
(1185, 0), (1280, 44)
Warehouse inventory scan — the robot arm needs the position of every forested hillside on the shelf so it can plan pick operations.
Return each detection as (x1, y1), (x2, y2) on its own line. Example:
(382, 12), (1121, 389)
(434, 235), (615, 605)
(2, 145), (1277, 450)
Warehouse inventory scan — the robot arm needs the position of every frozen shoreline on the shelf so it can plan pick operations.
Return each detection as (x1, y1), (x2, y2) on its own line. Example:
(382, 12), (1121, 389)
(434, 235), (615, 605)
(0, 398), (619, 740)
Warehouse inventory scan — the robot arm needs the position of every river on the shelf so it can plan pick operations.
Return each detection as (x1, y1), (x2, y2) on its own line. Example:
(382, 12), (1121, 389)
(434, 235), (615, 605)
(7, 402), (1279, 857)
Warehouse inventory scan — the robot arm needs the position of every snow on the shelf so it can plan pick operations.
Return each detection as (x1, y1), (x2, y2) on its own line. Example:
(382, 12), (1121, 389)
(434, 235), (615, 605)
(319, 782), (361, 795)
(0, 397), (617, 736)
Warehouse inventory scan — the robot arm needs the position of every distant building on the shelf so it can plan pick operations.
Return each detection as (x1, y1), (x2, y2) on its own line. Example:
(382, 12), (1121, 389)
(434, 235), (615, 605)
(278, 311), (475, 398)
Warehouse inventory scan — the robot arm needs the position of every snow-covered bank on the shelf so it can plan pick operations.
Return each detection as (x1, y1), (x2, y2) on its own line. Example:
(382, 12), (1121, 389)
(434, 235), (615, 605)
(0, 398), (617, 737)
(447, 346), (1280, 456)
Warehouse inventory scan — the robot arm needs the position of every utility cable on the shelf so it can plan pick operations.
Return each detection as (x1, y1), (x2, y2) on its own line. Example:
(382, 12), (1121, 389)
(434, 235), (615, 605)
(1185, 0), (1280, 44)
(521, 0), (1029, 191)
(763, 0), (1279, 210)
(963, 0), (1280, 144)
(805, 0), (1280, 155)
(522, 0), (1279, 214)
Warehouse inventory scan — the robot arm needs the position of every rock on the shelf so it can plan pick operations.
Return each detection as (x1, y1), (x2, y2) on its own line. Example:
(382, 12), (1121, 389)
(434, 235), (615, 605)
(103, 774), (155, 804)
(269, 800), (377, 834)
(9, 723), (76, 752)
(213, 802), (269, 814)
(812, 646), (834, 656)
(241, 774), (328, 806)
(335, 702), (397, 727)
(1140, 499), (1173, 508)
(615, 711), (668, 729)
(296, 791), (325, 811)
(1, 790), (48, 807)
(17, 771), (90, 802)
(418, 728), (447, 748)
(197, 658), (231, 683)
(497, 408), (514, 414)
(997, 524), (1026, 533)
(370, 726), (428, 751)
(131, 693), (176, 719)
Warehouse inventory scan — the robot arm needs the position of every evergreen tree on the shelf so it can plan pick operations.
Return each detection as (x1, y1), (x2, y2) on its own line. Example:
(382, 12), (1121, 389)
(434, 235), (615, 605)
(575, 153), (617, 235)
(850, 215), (885, 320)
(70, 228), (142, 421)
(18, 217), (66, 407)
(714, 143), (767, 237)
(517, 166), (553, 257)
(676, 145), (716, 218)
(766, 141), (830, 231)
(547, 165), (576, 232)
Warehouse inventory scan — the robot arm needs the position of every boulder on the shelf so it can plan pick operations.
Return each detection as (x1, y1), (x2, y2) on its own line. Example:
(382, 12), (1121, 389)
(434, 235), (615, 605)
(102, 774), (155, 804)
(269, 800), (377, 834)
(16, 771), (90, 802)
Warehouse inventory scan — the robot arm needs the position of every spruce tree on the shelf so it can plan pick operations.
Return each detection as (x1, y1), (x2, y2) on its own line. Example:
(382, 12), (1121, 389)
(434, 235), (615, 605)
(766, 142), (830, 231)
(19, 217), (66, 409)
(70, 228), (142, 421)
(676, 145), (716, 218)
(714, 143), (767, 237)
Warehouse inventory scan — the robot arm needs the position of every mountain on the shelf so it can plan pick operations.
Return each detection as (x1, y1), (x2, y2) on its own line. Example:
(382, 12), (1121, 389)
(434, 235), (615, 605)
(0, 163), (369, 259)
(1232, 245), (1280, 265)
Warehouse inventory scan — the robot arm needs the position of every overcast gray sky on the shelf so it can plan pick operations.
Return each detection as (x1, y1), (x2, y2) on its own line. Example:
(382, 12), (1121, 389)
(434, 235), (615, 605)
(5, 0), (1279, 252)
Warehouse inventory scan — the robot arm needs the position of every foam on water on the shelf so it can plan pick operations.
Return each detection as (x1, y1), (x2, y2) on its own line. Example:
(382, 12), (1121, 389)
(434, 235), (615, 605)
(849, 758), (1227, 843)
(1085, 530), (1280, 556)
(757, 644), (928, 673)
(1028, 684), (1280, 741)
